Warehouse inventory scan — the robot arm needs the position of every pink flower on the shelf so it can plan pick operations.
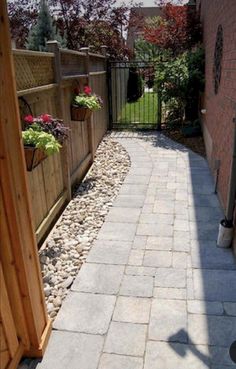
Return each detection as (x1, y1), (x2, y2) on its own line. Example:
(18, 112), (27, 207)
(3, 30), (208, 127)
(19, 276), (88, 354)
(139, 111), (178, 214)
(24, 115), (34, 124)
(84, 86), (92, 95)
(41, 114), (52, 123)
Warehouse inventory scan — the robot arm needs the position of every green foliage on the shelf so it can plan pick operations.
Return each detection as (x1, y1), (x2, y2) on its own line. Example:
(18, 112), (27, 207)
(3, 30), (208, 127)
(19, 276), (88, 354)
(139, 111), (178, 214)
(73, 95), (102, 110)
(27, 0), (66, 51)
(134, 36), (160, 61)
(119, 92), (158, 125)
(22, 128), (61, 155)
(155, 47), (205, 121)
(127, 68), (144, 103)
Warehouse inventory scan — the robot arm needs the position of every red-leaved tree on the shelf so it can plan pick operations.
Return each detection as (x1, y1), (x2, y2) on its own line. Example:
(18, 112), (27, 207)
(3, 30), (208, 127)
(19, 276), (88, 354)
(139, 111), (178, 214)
(8, 0), (142, 59)
(143, 2), (201, 55)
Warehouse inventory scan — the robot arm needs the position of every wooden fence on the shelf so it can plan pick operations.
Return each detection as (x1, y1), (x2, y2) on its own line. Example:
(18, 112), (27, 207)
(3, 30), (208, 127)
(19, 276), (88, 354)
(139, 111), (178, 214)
(14, 43), (109, 244)
(1, 3), (52, 369)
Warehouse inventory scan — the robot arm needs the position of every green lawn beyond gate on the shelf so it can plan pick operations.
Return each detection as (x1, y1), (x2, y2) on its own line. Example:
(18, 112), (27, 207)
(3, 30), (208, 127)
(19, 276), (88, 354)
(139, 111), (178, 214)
(119, 92), (158, 125)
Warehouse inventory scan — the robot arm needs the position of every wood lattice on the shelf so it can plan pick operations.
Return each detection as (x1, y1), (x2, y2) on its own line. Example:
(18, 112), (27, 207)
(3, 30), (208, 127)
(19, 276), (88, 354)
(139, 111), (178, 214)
(14, 54), (54, 91)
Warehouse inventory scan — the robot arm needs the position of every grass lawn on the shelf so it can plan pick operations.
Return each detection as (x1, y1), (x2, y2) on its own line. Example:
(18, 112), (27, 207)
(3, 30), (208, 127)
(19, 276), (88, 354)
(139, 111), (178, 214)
(119, 91), (158, 125)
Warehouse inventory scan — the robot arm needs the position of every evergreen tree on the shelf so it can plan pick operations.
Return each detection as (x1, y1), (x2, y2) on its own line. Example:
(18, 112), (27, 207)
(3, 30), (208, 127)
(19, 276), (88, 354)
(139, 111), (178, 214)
(27, 0), (65, 51)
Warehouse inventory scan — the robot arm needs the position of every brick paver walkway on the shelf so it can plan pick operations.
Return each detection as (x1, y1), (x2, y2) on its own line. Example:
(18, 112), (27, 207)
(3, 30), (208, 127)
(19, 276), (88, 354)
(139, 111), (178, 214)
(38, 132), (236, 369)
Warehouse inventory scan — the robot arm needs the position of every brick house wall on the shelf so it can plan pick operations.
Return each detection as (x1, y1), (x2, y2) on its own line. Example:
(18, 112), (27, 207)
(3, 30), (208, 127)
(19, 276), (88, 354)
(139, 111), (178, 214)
(197, 0), (236, 212)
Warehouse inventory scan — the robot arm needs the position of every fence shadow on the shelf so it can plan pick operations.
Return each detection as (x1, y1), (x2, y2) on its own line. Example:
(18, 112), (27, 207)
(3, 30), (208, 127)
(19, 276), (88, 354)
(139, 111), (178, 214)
(145, 131), (236, 367)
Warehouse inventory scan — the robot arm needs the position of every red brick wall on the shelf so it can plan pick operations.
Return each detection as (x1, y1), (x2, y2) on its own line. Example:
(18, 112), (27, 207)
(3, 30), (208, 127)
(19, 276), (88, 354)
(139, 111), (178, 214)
(198, 0), (236, 210)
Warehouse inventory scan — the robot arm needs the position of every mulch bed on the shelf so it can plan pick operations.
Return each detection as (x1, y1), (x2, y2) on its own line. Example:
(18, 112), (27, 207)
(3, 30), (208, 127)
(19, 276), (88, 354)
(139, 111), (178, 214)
(162, 128), (206, 157)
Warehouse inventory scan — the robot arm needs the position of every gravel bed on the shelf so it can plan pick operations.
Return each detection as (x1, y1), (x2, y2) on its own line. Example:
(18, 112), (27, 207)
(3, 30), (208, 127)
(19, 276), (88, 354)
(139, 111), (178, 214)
(39, 135), (130, 320)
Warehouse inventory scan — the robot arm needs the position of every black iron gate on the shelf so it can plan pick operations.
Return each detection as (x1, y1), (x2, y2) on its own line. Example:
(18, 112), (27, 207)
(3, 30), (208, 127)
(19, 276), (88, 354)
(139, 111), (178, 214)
(108, 60), (161, 130)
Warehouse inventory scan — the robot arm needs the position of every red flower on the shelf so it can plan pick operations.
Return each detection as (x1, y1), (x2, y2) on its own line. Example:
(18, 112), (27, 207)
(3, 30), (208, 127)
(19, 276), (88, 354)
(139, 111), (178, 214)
(24, 115), (34, 124)
(41, 114), (52, 123)
(84, 86), (92, 95)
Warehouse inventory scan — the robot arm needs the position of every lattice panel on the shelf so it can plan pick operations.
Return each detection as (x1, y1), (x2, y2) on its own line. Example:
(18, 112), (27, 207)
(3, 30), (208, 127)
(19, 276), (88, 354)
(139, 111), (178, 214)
(14, 54), (55, 91)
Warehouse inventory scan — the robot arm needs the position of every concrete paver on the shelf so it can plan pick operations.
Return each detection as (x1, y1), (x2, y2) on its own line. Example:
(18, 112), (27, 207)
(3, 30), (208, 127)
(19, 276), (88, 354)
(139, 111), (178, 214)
(72, 263), (124, 294)
(37, 332), (103, 369)
(54, 292), (116, 334)
(99, 354), (143, 369)
(38, 133), (236, 369)
(104, 321), (147, 356)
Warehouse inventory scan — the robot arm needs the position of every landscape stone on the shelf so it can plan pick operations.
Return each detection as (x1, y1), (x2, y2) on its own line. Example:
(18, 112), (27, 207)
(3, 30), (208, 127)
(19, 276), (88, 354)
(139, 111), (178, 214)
(146, 236), (173, 251)
(144, 341), (210, 369)
(149, 299), (187, 342)
(54, 292), (116, 334)
(223, 302), (236, 316)
(98, 354), (143, 369)
(113, 296), (151, 323)
(36, 133), (236, 369)
(104, 322), (147, 356)
(188, 314), (236, 346)
(155, 268), (186, 288)
(187, 300), (223, 315)
(37, 331), (103, 369)
(98, 222), (137, 241)
(87, 242), (131, 265)
(120, 275), (153, 297)
(72, 263), (124, 294)
(143, 250), (172, 267)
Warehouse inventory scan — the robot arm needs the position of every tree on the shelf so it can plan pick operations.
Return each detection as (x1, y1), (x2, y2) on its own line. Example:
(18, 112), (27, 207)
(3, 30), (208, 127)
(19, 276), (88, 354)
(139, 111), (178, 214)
(143, 2), (201, 55)
(134, 34), (160, 61)
(8, 0), (38, 49)
(27, 0), (65, 51)
(8, 0), (141, 59)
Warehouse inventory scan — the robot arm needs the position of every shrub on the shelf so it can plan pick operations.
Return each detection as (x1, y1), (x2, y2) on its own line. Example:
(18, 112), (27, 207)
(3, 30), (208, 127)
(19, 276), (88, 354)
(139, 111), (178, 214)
(127, 67), (144, 103)
(155, 47), (205, 121)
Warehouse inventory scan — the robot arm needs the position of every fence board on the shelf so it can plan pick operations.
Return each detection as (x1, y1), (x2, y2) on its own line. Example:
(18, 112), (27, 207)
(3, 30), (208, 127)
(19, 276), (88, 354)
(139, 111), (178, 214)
(0, 264), (19, 358)
(13, 47), (108, 243)
(90, 72), (109, 148)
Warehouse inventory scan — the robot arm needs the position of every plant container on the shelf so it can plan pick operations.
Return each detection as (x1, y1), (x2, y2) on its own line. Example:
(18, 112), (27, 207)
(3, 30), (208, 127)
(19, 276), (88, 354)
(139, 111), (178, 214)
(71, 106), (92, 121)
(217, 219), (234, 248)
(24, 146), (47, 171)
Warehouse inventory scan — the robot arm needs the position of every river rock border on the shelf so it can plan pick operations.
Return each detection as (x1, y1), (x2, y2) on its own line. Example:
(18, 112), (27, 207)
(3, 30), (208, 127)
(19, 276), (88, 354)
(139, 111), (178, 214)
(39, 135), (131, 319)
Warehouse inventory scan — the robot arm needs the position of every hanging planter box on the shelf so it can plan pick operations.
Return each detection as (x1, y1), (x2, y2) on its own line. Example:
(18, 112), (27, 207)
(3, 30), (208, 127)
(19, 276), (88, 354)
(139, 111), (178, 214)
(24, 146), (47, 171)
(71, 106), (92, 121)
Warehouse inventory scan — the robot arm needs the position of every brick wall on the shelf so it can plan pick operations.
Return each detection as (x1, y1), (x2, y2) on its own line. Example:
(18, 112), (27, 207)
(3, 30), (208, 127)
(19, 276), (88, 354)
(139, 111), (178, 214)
(197, 0), (236, 211)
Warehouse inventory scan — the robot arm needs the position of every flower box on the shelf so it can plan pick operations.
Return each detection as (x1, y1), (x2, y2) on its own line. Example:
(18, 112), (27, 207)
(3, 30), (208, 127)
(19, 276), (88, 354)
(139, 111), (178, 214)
(71, 106), (92, 121)
(24, 146), (47, 171)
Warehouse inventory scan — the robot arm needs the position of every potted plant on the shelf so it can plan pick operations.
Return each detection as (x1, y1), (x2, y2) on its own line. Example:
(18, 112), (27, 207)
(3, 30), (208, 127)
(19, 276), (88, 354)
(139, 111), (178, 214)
(71, 85), (102, 121)
(22, 114), (68, 171)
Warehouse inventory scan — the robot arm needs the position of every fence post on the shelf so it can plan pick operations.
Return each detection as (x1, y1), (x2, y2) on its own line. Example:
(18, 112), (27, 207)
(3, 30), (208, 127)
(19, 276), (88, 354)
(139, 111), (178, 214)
(0, 1), (51, 363)
(101, 46), (112, 130)
(47, 41), (72, 201)
(157, 86), (162, 131)
(80, 47), (95, 161)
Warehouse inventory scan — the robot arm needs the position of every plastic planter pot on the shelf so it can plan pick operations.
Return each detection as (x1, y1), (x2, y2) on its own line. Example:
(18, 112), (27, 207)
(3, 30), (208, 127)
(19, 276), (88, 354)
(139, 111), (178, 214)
(71, 106), (92, 121)
(24, 146), (47, 171)
(217, 219), (234, 248)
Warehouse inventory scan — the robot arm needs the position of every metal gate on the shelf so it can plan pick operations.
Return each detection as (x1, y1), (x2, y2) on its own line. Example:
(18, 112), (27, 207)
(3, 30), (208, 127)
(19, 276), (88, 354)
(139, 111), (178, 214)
(108, 60), (161, 130)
